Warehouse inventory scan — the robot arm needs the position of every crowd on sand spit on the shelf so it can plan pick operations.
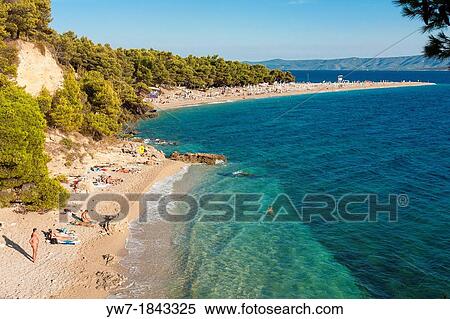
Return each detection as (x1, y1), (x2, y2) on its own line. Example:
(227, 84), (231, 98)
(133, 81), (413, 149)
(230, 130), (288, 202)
(149, 80), (425, 106)
(21, 141), (165, 264)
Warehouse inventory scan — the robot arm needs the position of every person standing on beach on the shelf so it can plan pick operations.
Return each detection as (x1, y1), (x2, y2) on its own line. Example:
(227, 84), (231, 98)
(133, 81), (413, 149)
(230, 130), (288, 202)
(29, 228), (39, 263)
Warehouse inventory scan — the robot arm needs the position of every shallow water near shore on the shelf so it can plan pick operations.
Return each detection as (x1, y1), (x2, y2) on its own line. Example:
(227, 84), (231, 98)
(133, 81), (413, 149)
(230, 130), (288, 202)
(123, 77), (450, 298)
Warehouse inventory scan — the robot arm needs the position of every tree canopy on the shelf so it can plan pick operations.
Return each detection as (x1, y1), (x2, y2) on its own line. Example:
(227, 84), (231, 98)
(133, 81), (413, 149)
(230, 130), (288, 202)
(0, 0), (295, 210)
(0, 1), (8, 39)
(3, 0), (52, 40)
(48, 71), (85, 132)
(0, 81), (68, 209)
(395, 0), (450, 59)
(81, 71), (122, 139)
(50, 33), (295, 90)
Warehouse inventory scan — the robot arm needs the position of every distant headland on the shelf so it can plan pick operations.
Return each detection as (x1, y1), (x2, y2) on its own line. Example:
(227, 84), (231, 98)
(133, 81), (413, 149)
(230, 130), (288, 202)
(247, 55), (450, 71)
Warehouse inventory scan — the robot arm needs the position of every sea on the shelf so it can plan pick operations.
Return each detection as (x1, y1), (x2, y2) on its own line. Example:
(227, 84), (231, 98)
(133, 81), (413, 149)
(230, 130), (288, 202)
(114, 70), (450, 299)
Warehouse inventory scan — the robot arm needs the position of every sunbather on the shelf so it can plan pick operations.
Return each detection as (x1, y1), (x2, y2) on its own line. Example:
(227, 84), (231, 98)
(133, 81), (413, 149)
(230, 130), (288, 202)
(47, 229), (76, 244)
(70, 212), (95, 227)
(81, 210), (92, 223)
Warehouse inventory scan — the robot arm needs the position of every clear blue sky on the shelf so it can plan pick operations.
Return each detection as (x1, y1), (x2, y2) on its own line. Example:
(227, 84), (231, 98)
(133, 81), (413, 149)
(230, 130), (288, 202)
(51, 0), (427, 61)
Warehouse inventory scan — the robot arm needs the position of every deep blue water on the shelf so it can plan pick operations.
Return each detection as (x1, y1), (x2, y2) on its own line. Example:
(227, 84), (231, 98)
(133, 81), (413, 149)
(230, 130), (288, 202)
(136, 73), (450, 298)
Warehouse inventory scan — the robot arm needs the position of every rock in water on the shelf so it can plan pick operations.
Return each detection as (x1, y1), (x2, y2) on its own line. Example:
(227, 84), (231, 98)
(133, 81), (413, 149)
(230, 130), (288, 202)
(170, 152), (227, 165)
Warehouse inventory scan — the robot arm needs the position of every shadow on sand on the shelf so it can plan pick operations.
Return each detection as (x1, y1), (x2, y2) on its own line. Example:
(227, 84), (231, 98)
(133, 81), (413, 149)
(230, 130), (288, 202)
(2, 235), (33, 262)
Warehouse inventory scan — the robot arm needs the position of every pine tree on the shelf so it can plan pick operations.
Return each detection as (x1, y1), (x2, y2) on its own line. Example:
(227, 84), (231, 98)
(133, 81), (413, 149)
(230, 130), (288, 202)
(81, 71), (122, 138)
(49, 71), (84, 131)
(0, 41), (17, 77)
(36, 87), (52, 115)
(0, 2), (8, 39)
(5, 0), (38, 39)
(395, 0), (450, 59)
(0, 82), (47, 189)
(4, 0), (52, 39)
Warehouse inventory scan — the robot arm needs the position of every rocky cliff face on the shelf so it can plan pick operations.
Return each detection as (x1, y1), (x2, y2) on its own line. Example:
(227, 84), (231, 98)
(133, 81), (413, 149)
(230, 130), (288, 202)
(170, 152), (227, 165)
(14, 40), (64, 96)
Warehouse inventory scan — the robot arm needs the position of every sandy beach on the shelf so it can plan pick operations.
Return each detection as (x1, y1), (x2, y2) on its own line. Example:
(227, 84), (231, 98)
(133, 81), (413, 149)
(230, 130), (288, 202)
(152, 81), (434, 110)
(0, 131), (187, 298)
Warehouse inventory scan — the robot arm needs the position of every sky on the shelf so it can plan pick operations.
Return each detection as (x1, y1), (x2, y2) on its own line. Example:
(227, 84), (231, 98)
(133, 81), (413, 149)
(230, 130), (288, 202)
(51, 0), (428, 61)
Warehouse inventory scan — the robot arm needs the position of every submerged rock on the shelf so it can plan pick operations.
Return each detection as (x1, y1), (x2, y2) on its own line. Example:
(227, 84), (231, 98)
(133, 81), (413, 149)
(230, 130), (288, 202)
(170, 152), (227, 165)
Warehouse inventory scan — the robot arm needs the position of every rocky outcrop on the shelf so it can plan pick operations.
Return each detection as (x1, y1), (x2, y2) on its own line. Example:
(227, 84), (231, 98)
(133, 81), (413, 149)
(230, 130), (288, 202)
(170, 152), (227, 165)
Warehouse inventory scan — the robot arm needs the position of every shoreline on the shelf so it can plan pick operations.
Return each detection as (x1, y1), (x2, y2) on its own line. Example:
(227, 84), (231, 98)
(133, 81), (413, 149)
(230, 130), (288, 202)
(0, 133), (188, 299)
(111, 165), (194, 299)
(57, 160), (188, 299)
(153, 81), (435, 110)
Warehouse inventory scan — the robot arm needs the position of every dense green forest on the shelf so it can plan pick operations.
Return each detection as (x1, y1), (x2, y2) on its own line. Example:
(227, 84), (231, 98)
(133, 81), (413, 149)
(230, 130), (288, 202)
(0, 0), (293, 210)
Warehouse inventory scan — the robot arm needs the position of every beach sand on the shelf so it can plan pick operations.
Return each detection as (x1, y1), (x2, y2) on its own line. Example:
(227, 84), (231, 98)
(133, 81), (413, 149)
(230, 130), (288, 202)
(57, 160), (186, 299)
(0, 131), (187, 299)
(153, 81), (434, 110)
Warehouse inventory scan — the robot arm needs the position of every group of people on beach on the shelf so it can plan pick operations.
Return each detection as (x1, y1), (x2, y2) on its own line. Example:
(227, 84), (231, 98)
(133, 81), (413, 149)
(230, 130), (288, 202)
(27, 210), (93, 263)
(151, 81), (418, 108)
(152, 82), (299, 105)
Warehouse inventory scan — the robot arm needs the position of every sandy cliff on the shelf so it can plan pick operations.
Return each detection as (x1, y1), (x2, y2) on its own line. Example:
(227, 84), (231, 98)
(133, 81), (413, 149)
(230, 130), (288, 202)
(14, 40), (64, 96)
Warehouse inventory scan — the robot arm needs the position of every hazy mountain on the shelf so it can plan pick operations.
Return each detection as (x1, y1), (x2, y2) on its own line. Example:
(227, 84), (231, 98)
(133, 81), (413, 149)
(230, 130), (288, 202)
(247, 56), (450, 71)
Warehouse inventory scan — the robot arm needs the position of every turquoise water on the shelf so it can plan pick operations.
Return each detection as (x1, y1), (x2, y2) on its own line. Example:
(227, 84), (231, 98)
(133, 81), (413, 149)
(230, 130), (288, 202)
(137, 83), (450, 298)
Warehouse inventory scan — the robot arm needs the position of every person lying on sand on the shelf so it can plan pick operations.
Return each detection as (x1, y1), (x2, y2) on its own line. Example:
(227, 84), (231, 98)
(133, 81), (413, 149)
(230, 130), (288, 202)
(29, 228), (39, 263)
(48, 229), (76, 242)
(81, 210), (92, 223)
(70, 211), (95, 227)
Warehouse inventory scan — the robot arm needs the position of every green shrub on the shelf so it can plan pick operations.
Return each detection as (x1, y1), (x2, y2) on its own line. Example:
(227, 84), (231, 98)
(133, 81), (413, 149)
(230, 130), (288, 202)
(0, 83), (48, 190)
(81, 71), (122, 139)
(55, 174), (68, 183)
(59, 137), (74, 150)
(49, 71), (84, 131)
(36, 87), (52, 115)
(0, 83), (67, 210)
(0, 2), (7, 39)
(84, 112), (121, 139)
(0, 41), (18, 77)
(64, 151), (77, 167)
(19, 177), (69, 211)
(0, 190), (15, 208)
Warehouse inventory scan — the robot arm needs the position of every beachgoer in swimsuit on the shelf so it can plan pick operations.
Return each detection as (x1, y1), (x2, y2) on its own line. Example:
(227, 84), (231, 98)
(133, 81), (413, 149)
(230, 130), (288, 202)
(81, 210), (92, 223)
(29, 228), (39, 263)
(49, 229), (72, 241)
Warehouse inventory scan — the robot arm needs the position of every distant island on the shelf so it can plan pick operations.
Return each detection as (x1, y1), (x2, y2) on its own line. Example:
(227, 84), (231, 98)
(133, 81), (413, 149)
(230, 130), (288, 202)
(247, 55), (450, 71)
